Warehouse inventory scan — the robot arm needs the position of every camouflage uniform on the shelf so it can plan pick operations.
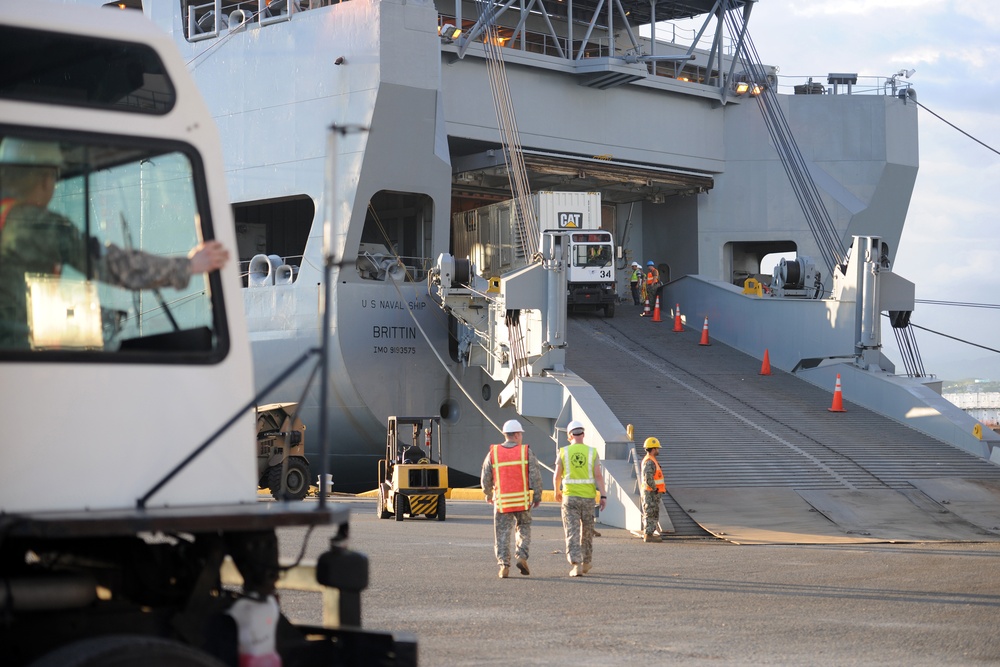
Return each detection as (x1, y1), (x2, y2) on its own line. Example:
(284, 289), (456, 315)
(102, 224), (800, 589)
(480, 442), (543, 567)
(0, 203), (192, 348)
(641, 456), (661, 536)
(556, 442), (602, 567)
(629, 265), (642, 305)
(561, 495), (595, 566)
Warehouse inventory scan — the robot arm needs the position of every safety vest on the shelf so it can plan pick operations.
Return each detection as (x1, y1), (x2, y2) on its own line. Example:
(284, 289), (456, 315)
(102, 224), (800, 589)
(646, 268), (659, 286)
(630, 268), (641, 283)
(560, 442), (597, 499)
(491, 444), (531, 513)
(642, 453), (666, 493)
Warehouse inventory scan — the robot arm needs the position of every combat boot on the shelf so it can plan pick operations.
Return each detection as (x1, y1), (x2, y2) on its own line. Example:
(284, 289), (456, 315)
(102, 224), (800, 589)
(569, 563), (582, 577)
(643, 533), (662, 543)
(582, 562), (592, 574)
(516, 557), (530, 575)
(498, 565), (509, 578)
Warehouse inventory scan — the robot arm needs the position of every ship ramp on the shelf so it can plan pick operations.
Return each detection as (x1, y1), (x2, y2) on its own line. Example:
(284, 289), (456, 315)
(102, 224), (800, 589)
(566, 308), (1000, 544)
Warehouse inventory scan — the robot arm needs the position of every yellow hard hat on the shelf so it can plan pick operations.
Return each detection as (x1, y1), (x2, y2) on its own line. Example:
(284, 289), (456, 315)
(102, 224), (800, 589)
(643, 436), (661, 449)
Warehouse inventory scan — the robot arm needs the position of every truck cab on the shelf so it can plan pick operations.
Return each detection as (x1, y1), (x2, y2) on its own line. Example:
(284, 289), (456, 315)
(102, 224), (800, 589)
(0, 4), (412, 665)
(566, 229), (616, 317)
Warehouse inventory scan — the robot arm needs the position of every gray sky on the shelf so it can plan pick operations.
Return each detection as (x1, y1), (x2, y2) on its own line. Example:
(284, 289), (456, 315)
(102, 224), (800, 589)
(667, 0), (1000, 380)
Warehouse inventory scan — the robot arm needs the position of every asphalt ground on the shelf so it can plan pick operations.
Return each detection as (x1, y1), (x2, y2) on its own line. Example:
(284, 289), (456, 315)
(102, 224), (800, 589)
(275, 496), (1000, 667)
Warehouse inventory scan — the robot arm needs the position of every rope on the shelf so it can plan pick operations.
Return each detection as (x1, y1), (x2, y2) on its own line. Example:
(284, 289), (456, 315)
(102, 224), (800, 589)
(725, 6), (845, 276)
(475, 0), (538, 262)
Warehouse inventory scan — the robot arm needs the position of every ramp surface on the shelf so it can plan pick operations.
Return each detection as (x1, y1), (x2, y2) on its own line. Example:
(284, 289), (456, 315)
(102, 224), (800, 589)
(668, 487), (881, 545)
(797, 488), (992, 542)
(566, 307), (1000, 544)
(909, 478), (1000, 535)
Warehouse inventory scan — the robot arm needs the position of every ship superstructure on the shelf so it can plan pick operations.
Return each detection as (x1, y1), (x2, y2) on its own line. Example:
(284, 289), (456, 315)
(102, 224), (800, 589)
(70, 0), (998, 532)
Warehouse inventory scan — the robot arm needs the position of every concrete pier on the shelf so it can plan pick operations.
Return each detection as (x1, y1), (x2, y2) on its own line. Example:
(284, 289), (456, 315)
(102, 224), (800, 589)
(277, 497), (1000, 666)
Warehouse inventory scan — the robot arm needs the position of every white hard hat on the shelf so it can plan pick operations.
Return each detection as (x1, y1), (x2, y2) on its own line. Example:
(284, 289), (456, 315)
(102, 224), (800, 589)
(631, 262), (639, 268)
(567, 420), (585, 435)
(0, 138), (63, 167)
(502, 419), (524, 434)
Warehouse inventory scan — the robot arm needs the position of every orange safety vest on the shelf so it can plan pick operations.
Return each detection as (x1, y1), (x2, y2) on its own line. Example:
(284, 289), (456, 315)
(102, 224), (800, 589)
(641, 453), (666, 493)
(491, 443), (531, 513)
(646, 268), (659, 286)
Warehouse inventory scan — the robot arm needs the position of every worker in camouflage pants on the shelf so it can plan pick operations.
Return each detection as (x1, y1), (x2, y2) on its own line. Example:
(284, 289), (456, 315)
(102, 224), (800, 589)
(641, 437), (665, 542)
(481, 419), (543, 578)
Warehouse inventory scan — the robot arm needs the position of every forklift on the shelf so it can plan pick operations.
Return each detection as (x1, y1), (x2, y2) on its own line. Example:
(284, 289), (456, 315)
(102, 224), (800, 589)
(377, 416), (448, 521)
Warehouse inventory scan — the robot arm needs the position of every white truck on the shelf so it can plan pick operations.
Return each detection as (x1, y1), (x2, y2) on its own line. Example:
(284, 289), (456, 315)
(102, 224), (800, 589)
(452, 191), (617, 317)
(0, 4), (412, 665)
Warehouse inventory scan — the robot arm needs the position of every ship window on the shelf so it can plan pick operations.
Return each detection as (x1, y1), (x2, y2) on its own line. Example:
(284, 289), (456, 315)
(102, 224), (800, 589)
(233, 196), (313, 287)
(726, 241), (797, 287)
(0, 128), (228, 361)
(357, 190), (434, 283)
(0, 26), (175, 115)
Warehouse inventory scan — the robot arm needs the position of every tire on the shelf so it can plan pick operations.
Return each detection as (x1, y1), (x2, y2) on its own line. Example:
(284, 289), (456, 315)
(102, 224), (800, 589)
(604, 302), (615, 318)
(268, 456), (310, 501)
(436, 498), (446, 522)
(376, 486), (391, 519)
(394, 495), (406, 521)
(27, 635), (227, 667)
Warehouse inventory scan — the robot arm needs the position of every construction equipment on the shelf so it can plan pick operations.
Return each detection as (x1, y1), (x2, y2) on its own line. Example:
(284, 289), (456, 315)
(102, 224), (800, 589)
(256, 403), (311, 500)
(377, 416), (448, 521)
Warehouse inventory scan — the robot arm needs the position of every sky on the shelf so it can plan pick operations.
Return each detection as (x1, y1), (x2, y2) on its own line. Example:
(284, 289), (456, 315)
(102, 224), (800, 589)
(665, 0), (1000, 382)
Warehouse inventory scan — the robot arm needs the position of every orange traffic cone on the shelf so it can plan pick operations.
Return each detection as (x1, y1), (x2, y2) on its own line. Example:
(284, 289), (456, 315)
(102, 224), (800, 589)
(828, 373), (847, 412)
(698, 317), (711, 346)
(672, 303), (683, 332)
(641, 298), (650, 317)
(760, 349), (771, 376)
(651, 295), (662, 322)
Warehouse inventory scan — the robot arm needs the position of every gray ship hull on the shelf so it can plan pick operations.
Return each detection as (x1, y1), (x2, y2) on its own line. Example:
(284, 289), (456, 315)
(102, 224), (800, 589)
(136, 0), (931, 491)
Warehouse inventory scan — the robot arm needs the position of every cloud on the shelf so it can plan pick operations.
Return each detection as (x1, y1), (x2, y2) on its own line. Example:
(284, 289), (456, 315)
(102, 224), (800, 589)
(787, 0), (945, 18)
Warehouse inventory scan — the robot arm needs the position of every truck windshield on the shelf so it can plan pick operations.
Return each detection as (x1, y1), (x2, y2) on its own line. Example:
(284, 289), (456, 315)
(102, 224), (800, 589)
(574, 243), (612, 268)
(0, 130), (226, 359)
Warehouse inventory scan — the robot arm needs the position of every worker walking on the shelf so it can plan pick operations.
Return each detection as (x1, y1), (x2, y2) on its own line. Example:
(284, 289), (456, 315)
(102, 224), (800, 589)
(640, 260), (662, 317)
(553, 420), (608, 576)
(641, 437), (666, 542)
(481, 419), (543, 578)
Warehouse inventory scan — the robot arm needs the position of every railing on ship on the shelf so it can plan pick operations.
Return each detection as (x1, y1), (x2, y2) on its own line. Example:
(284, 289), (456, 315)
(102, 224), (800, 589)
(237, 254), (433, 287)
(183, 0), (339, 41)
(436, 15), (914, 97)
(180, 1), (915, 100)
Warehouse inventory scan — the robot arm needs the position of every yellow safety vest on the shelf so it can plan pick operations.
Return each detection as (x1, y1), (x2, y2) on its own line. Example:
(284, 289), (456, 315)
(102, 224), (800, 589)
(560, 442), (596, 499)
(491, 444), (531, 513)
(642, 454), (666, 493)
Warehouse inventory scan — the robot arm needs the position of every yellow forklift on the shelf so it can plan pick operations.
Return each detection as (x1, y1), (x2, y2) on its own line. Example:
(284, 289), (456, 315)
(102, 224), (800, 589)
(377, 416), (448, 521)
